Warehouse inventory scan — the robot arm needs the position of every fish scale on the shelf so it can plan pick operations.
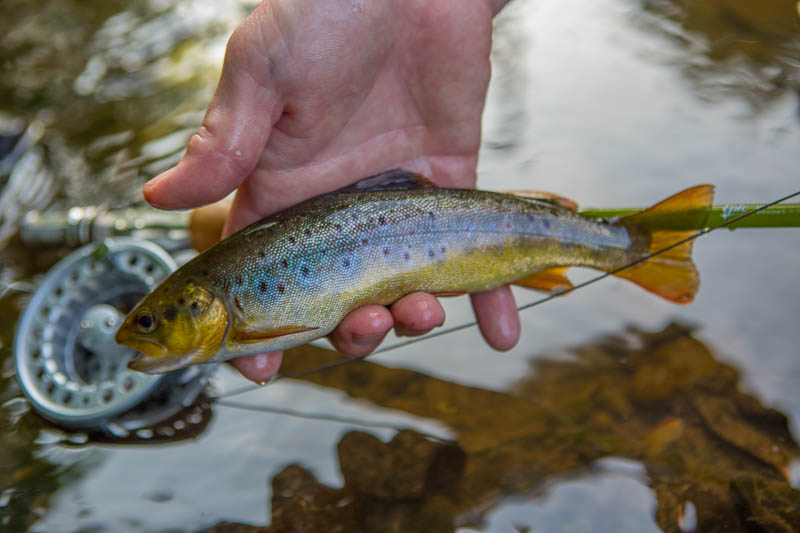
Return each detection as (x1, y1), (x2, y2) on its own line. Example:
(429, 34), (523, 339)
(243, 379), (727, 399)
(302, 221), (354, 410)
(116, 170), (713, 373)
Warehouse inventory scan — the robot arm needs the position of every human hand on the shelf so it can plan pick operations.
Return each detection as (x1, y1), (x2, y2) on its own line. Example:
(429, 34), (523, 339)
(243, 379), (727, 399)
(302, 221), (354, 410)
(142, 0), (520, 382)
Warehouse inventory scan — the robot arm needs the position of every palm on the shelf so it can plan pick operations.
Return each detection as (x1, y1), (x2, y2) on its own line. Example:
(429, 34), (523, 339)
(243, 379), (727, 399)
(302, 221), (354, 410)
(144, 0), (519, 382)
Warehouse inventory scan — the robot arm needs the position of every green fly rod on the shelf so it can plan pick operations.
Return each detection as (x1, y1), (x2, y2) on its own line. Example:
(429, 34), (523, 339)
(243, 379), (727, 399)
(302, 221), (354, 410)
(579, 203), (800, 230)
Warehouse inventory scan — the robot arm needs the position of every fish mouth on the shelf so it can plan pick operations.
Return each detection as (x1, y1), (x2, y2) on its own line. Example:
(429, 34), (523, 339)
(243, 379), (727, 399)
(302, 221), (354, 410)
(115, 331), (169, 374)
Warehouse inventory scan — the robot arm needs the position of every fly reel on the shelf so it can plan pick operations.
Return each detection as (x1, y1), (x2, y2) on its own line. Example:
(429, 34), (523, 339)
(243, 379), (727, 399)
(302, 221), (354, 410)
(13, 237), (215, 434)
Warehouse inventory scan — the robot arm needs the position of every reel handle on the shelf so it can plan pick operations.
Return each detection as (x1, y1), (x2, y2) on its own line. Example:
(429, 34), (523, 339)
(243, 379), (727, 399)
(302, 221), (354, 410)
(188, 197), (232, 252)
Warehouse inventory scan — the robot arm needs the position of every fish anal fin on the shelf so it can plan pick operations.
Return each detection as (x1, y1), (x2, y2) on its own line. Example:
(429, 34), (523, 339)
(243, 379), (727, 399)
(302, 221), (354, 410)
(502, 190), (579, 211)
(514, 267), (573, 293)
(337, 169), (438, 193)
(613, 185), (715, 304)
(233, 325), (318, 344)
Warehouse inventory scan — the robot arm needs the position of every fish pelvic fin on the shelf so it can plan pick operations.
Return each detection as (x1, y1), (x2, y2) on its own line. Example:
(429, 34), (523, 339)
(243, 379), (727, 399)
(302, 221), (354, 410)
(614, 185), (715, 304)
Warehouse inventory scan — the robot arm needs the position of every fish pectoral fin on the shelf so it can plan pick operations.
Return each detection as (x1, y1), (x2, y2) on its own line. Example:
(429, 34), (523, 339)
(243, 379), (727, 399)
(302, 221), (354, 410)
(514, 267), (573, 293)
(502, 190), (579, 211)
(232, 325), (319, 344)
(336, 169), (438, 193)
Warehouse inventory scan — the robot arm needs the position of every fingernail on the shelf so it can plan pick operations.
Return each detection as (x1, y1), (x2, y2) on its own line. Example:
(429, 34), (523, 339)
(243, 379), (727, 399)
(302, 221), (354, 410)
(352, 333), (383, 346)
(254, 353), (270, 369)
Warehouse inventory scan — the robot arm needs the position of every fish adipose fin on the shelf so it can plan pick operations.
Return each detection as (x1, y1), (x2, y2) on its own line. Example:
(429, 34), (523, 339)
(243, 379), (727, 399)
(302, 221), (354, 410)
(614, 185), (715, 304)
(232, 325), (319, 344)
(502, 191), (579, 211)
(336, 169), (438, 193)
(514, 267), (574, 293)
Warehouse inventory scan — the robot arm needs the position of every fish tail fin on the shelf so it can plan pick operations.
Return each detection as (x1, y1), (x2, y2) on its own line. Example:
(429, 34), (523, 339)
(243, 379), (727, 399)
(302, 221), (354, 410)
(612, 185), (715, 304)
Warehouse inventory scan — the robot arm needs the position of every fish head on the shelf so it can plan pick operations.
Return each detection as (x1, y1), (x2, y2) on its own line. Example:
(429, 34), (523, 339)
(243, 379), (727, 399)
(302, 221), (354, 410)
(116, 279), (229, 374)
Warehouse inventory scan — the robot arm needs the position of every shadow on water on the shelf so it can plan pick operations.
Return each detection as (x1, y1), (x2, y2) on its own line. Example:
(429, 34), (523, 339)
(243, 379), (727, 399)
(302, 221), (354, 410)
(205, 323), (800, 533)
(631, 0), (800, 109)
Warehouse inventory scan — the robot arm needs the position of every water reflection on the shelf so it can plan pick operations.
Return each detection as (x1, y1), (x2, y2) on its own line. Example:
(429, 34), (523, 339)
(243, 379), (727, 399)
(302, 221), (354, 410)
(209, 323), (800, 532)
(633, 0), (800, 108)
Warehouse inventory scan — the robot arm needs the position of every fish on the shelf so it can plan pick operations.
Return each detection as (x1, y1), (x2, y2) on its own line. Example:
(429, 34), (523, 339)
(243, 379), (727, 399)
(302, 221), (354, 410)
(115, 169), (714, 374)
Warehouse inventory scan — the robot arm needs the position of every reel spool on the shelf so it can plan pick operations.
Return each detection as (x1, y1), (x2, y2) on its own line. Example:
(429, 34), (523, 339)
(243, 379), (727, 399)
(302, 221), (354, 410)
(13, 237), (215, 434)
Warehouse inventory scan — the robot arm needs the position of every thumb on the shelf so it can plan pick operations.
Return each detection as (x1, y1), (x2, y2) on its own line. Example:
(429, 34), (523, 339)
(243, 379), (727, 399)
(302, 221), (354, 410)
(143, 31), (280, 209)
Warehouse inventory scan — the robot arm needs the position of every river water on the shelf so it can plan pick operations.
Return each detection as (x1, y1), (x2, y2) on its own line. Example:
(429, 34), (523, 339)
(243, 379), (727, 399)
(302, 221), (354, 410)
(1, 0), (799, 531)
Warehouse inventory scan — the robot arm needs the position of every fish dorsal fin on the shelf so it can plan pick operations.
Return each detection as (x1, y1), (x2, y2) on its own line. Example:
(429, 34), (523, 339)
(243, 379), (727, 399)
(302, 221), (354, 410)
(336, 169), (439, 193)
(514, 267), (573, 293)
(232, 325), (319, 344)
(502, 190), (579, 211)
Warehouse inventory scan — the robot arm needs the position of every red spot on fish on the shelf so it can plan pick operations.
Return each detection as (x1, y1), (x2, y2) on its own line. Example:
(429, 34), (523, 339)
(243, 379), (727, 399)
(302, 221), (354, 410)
(281, 259), (288, 268)
(408, 229), (416, 235)
(504, 222), (511, 229)
(378, 216), (387, 225)
(305, 229), (312, 237)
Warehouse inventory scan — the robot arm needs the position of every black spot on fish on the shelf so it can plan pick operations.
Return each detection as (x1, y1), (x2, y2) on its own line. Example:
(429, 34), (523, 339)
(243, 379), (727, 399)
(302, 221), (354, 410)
(288, 236), (296, 244)
(408, 229), (416, 236)
(343, 258), (350, 268)
(404, 252), (410, 261)
(258, 250), (266, 259)
(428, 211), (435, 219)
(383, 248), (390, 256)
(281, 258), (288, 268)
(440, 246), (446, 254)
(258, 281), (268, 293)
(334, 224), (343, 231)
(378, 216), (387, 225)
(177, 297), (186, 305)
(201, 270), (209, 277)
(428, 249), (435, 258)
(190, 301), (199, 312)
(301, 266), (310, 277)
(235, 275), (243, 285)
(277, 283), (285, 294)
(164, 306), (177, 321)
(305, 229), (312, 237)
(362, 238), (368, 246)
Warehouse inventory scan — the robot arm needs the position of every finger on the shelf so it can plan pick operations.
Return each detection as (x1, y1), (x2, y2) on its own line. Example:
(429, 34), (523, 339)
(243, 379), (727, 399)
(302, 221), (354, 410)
(230, 351), (284, 383)
(143, 27), (281, 210)
(470, 286), (520, 351)
(390, 292), (445, 337)
(328, 305), (393, 357)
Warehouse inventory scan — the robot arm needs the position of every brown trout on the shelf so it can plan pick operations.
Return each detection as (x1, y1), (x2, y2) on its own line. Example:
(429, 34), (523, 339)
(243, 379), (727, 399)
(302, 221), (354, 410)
(116, 170), (714, 373)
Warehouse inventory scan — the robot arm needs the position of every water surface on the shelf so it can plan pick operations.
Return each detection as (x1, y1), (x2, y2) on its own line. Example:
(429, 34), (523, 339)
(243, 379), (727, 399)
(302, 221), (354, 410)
(1, 0), (799, 531)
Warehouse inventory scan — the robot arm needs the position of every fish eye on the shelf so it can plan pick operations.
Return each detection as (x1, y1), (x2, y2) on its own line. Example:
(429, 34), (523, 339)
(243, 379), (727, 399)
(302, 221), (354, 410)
(135, 312), (157, 334)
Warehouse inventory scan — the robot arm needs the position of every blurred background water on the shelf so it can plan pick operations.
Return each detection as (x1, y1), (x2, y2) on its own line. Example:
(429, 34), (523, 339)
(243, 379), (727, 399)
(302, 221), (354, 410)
(1, 0), (799, 531)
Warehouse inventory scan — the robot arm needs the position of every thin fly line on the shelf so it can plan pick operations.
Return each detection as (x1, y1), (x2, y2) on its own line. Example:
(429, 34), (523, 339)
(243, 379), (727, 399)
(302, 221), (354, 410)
(212, 189), (800, 401)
